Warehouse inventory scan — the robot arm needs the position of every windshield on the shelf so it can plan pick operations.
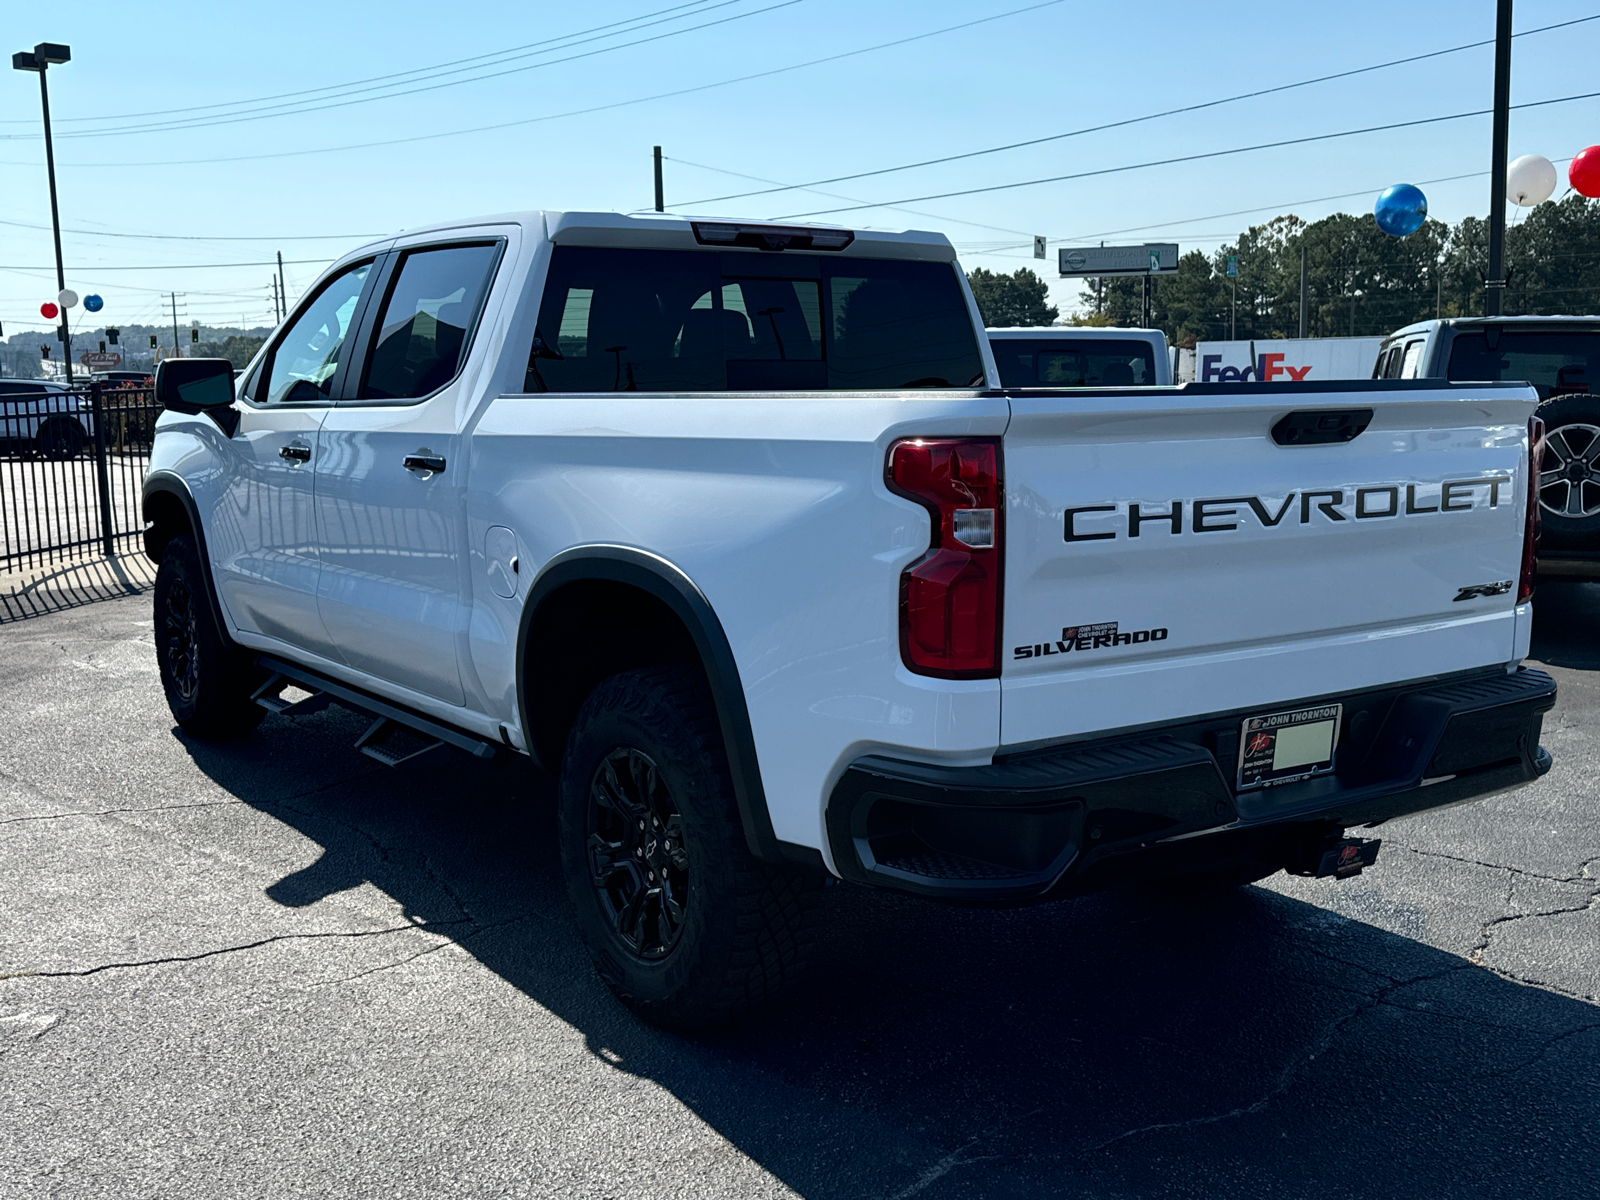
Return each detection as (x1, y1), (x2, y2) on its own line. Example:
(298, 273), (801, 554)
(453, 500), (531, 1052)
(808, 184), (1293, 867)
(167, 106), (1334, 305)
(526, 246), (984, 392)
(991, 337), (1156, 388)
(1445, 329), (1600, 398)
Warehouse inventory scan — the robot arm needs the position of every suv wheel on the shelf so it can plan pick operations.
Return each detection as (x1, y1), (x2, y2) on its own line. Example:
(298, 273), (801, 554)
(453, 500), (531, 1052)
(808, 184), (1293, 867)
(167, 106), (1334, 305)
(153, 534), (266, 738)
(558, 666), (823, 1031)
(1536, 394), (1600, 550)
(35, 417), (85, 461)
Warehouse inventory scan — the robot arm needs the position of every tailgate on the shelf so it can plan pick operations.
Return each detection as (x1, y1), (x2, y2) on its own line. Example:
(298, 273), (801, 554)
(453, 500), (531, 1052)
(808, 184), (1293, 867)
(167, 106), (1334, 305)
(1000, 383), (1537, 749)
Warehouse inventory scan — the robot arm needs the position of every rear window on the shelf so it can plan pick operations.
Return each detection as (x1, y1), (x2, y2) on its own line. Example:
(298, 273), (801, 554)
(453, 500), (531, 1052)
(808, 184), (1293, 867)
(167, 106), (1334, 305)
(1446, 330), (1600, 397)
(992, 338), (1156, 388)
(524, 246), (983, 392)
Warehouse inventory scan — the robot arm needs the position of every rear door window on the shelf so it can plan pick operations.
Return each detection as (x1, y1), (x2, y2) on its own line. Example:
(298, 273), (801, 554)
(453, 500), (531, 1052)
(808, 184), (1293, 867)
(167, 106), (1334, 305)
(1446, 329), (1600, 396)
(1398, 339), (1426, 378)
(993, 338), (1155, 388)
(525, 246), (983, 392)
(359, 242), (501, 401)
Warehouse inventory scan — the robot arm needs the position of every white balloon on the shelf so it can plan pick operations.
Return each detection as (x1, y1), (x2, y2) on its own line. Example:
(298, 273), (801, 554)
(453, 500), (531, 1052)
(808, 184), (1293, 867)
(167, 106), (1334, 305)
(1507, 154), (1557, 206)
(56, 288), (78, 309)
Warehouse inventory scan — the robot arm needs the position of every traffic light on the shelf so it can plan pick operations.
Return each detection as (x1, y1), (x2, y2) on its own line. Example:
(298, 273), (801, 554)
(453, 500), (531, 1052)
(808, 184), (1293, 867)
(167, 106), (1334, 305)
(149, 334), (158, 349)
(40, 345), (50, 360)
(190, 328), (199, 344)
(98, 340), (107, 354)
(106, 326), (119, 345)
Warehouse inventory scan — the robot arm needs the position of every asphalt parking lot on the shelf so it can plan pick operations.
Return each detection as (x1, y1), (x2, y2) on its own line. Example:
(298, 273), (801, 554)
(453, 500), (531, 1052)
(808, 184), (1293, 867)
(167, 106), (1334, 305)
(2, 583), (1597, 1199)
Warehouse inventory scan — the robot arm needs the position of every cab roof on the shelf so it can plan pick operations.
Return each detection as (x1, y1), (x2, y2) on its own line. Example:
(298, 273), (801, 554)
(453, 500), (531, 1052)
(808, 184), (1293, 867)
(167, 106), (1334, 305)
(349, 210), (957, 263)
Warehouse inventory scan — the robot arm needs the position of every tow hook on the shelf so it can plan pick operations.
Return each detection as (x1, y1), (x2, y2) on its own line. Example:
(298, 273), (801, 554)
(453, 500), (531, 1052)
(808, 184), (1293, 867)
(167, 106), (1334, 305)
(1290, 836), (1382, 880)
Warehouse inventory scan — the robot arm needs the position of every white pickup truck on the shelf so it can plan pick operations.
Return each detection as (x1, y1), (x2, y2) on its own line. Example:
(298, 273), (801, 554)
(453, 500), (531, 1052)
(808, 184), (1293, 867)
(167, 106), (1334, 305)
(143, 211), (1556, 1029)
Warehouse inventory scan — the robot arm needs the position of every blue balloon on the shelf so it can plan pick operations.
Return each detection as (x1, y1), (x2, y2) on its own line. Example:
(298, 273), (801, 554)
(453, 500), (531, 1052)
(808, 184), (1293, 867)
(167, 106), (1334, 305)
(83, 293), (104, 313)
(1374, 184), (1427, 237)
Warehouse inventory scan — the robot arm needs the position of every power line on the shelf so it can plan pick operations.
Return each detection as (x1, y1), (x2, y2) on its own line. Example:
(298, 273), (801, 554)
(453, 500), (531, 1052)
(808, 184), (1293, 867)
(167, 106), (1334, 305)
(656, 156), (1037, 236)
(19, 0), (803, 141)
(0, 0), (730, 127)
(673, 12), (1600, 209)
(773, 91), (1600, 219)
(0, 217), (380, 243)
(0, 257), (331, 271)
(0, 0), (1067, 169)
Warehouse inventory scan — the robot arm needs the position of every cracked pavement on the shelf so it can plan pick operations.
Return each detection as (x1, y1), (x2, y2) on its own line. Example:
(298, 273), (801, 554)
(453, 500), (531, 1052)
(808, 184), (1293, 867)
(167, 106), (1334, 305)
(2, 585), (1598, 1199)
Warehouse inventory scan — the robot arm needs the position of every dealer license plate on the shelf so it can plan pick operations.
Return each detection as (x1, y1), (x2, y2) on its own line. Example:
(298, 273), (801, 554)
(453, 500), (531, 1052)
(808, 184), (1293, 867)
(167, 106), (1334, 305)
(1236, 703), (1342, 790)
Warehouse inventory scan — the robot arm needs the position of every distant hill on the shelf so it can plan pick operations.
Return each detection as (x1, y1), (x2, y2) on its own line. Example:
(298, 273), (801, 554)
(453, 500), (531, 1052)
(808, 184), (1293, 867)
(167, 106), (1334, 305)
(1, 323), (274, 378)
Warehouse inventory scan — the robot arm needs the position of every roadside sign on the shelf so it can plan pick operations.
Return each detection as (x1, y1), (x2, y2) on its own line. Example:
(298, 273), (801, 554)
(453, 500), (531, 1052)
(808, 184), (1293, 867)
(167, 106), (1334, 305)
(1058, 243), (1179, 277)
(1227, 255), (1239, 278)
(1033, 235), (1047, 260)
(80, 351), (122, 369)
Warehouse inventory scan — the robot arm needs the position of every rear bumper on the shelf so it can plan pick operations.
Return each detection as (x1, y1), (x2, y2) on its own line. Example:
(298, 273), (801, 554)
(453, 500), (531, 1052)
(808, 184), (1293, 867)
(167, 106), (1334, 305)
(825, 667), (1556, 901)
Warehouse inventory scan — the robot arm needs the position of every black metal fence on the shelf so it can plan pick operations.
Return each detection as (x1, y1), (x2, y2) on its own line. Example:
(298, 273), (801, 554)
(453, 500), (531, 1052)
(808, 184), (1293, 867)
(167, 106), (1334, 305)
(0, 383), (161, 574)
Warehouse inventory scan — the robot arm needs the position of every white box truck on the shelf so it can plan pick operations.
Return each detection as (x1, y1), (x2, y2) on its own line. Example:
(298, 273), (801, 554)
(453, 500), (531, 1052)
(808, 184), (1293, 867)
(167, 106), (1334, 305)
(1187, 337), (1385, 384)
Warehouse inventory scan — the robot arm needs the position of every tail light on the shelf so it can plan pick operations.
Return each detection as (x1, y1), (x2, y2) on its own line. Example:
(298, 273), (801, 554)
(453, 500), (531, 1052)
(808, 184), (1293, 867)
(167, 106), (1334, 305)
(886, 438), (1003, 678)
(1519, 416), (1544, 604)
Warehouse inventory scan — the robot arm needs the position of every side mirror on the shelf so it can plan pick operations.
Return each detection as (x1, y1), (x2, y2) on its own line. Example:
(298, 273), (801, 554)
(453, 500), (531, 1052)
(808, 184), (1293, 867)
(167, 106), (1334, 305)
(155, 357), (238, 436)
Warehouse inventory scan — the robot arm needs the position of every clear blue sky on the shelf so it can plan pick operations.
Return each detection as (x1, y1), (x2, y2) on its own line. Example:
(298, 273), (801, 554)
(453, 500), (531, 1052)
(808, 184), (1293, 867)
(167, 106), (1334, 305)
(3, 0), (1598, 338)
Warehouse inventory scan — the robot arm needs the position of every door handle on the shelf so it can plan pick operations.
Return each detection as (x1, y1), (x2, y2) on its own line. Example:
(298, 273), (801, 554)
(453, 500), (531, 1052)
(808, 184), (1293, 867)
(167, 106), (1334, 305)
(279, 442), (311, 463)
(403, 452), (447, 474)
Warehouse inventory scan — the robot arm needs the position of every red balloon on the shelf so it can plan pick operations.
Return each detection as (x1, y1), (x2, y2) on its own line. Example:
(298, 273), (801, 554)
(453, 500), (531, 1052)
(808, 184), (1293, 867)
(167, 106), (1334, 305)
(39, 302), (58, 319)
(1570, 146), (1600, 198)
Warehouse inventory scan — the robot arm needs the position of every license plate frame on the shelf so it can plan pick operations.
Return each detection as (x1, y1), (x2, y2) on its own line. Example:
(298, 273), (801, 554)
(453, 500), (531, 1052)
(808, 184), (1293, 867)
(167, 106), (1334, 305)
(1236, 703), (1342, 791)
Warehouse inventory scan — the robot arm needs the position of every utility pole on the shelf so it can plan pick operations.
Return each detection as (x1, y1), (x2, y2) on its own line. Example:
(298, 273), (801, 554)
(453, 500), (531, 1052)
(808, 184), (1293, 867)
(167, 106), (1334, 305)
(653, 146), (664, 213)
(1298, 245), (1308, 338)
(1485, 0), (1513, 316)
(170, 292), (181, 358)
(277, 251), (288, 318)
(13, 42), (74, 386)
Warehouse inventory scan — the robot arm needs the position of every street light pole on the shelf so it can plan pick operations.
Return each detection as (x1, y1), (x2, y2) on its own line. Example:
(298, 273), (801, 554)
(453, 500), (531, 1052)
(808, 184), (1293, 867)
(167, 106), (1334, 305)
(12, 42), (73, 384)
(1485, 0), (1513, 317)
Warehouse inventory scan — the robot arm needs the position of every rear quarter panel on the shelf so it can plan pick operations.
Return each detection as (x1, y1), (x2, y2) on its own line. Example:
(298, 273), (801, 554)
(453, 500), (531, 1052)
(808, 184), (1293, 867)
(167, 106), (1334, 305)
(467, 391), (1009, 855)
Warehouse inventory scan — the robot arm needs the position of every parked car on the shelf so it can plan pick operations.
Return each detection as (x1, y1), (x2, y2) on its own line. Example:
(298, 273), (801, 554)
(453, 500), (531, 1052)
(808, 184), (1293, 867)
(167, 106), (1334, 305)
(0, 378), (93, 460)
(987, 325), (1171, 386)
(143, 212), (1555, 1029)
(1375, 316), (1600, 578)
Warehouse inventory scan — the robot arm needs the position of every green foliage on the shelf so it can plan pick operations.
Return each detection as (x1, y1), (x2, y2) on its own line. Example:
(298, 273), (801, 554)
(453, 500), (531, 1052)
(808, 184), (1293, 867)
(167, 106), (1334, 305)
(1075, 196), (1600, 342)
(195, 335), (266, 368)
(968, 267), (1059, 327)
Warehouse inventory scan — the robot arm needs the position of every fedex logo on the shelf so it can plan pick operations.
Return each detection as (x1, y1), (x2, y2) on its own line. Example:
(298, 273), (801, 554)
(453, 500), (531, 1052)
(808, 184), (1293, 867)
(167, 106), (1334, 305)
(1202, 353), (1314, 383)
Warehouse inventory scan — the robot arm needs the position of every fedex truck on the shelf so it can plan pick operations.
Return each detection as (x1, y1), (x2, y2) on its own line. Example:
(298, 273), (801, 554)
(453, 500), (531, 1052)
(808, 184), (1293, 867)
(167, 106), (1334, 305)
(1182, 337), (1384, 383)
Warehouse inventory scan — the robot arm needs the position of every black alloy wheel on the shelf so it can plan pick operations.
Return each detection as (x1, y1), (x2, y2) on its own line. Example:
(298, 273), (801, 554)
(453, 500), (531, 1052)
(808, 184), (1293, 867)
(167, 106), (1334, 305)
(588, 747), (690, 959)
(1538, 422), (1600, 520)
(36, 418), (84, 461)
(163, 574), (202, 704)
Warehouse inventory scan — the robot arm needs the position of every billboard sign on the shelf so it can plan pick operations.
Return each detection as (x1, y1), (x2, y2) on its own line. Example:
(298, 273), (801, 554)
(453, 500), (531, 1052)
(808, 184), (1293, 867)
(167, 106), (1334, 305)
(1058, 243), (1178, 277)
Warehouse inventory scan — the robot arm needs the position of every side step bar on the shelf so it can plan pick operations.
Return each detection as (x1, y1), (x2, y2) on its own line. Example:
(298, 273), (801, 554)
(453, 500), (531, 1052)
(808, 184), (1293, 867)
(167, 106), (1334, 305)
(252, 655), (499, 767)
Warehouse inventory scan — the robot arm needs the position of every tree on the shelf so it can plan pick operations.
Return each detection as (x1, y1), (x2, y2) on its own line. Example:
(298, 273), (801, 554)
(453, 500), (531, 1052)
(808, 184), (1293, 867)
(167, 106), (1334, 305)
(967, 267), (1059, 327)
(195, 334), (266, 368)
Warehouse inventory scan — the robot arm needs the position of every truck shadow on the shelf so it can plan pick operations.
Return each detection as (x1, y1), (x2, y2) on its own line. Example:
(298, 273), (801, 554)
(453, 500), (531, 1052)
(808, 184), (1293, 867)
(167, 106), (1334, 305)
(182, 705), (1600, 1200)
(1529, 579), (1600, 669)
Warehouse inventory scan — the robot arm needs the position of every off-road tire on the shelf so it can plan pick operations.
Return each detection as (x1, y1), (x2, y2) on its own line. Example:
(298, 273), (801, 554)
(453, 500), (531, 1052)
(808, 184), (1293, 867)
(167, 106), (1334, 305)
(1535, 393), (1600, 552)
(558, 666), (824, 1031)
(153, 534), (266, 738)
